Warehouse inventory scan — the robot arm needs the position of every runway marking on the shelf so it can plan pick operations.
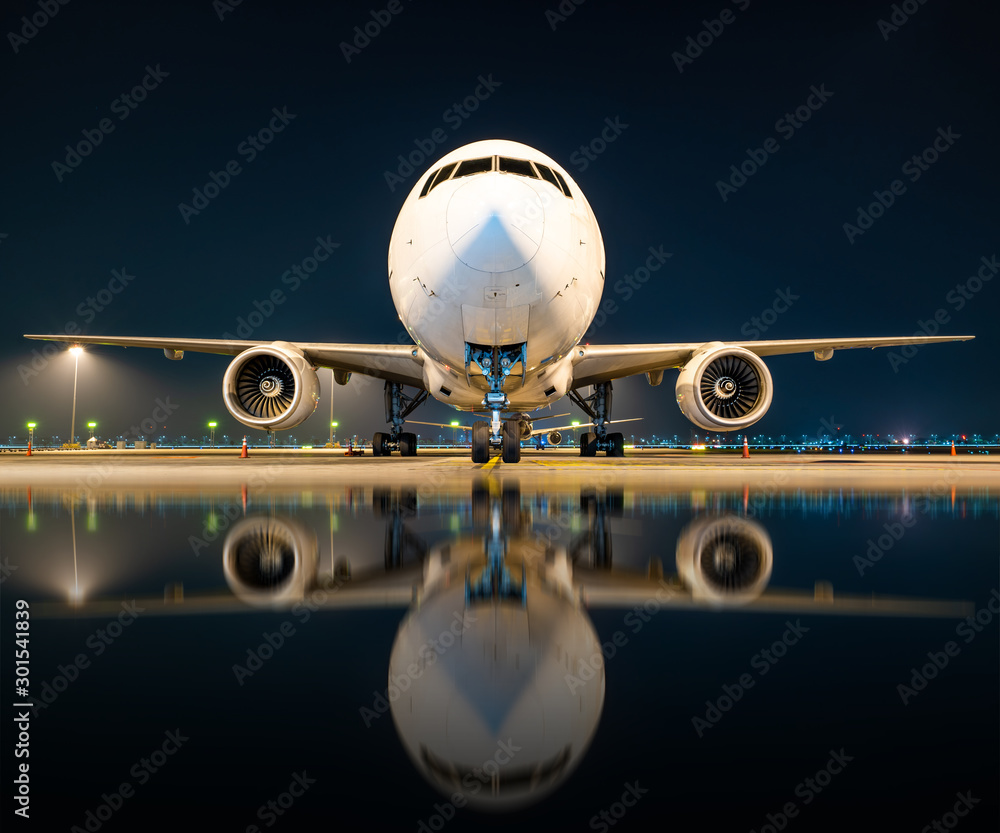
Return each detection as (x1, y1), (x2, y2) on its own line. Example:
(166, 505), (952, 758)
(480, 456), (502, 472)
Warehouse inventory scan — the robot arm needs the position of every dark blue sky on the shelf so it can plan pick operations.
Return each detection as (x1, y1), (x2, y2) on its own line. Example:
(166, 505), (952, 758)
(3, 0), (997, 442)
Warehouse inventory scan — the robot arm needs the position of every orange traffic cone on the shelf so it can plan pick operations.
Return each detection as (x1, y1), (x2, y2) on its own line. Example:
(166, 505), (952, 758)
(26, 440), (32, 456)
(240, 436), (249, 458)
(950, 440), (956, 456)
(742, 436), (750, 458)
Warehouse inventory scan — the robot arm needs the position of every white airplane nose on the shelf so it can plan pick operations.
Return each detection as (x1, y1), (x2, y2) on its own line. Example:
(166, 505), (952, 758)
(447, 174), (544, 273)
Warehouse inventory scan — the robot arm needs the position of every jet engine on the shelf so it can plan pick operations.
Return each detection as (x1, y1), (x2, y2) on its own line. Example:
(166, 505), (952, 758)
(223, 342), (320, 430)
(675, 515), (773, 605)
(222, 516), (318, 607)
(547, 431), (562, 445)
(675, 343), (773, 431)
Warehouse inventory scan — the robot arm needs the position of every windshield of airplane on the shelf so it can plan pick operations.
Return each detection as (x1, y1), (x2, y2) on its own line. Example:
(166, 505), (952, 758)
(419, 155), (573, 198)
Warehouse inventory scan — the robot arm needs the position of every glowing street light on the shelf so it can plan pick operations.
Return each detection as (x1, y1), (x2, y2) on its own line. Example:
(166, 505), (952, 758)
(208, 421), (217, 447)
(450, 420), (459, 445)
(69, 345), (83, 448)
(330, 420), (338, 445)
(571, 420), (580, 444)
(87, 421), (97, 447)
(27, 421), (36, 452)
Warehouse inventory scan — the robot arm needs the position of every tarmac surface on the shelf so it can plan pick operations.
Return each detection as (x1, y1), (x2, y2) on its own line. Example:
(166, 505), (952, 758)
(2, 447), (997, 493)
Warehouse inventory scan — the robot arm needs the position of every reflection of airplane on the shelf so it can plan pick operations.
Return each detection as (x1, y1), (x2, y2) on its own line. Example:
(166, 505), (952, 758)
(25, 139), (972, 463)
(32, 486), (974, 811)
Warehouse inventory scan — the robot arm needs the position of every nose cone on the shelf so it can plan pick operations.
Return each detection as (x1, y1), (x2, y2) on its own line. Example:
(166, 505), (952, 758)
(447, 174), (544, 273)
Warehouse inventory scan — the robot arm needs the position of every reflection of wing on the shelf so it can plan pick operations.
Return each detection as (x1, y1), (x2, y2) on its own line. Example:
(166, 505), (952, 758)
(574, 571), (973, 617)
(31, 568), (421, 618)
(571, 336), (974, 388)
(22, 334), (426, 388)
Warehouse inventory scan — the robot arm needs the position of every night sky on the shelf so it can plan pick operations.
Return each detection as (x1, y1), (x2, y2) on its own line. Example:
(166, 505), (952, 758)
(3, 0), (998, 443)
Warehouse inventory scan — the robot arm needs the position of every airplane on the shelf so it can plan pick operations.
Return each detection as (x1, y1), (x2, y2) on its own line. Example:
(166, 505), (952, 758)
(25, 138), (974, 463)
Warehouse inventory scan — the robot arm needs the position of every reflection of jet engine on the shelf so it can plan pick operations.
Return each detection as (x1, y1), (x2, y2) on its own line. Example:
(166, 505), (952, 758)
(222, 516), (318, 606)
(547, 431), (562, 446)
(389, 575), (604, 811)
(676, 515), (772, 605)
(223, 342), (320, 430)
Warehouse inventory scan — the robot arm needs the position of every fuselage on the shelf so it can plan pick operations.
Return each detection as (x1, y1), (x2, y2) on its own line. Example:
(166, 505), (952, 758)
(388, 139), (605, 412)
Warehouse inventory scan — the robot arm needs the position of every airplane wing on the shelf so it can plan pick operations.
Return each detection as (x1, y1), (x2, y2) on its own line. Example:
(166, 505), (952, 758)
(570, 335), (975, 388)
(22, 334), (426, 388)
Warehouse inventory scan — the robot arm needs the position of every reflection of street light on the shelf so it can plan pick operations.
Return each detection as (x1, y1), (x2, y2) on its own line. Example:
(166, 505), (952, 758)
(208, 421), (217, 447)
(69, 345), (83, 447)
(450, 420), (459, 445)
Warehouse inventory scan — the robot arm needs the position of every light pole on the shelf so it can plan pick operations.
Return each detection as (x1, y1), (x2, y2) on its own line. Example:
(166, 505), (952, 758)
(208, 421), (217, 447)
(87, 421), (97, 447)
(69, 345), (83, 447)
(450, 420), (459, 446)
(572, 420), (580, 445)
(27, 421), (36, 452)
(330, 421), (338, 446)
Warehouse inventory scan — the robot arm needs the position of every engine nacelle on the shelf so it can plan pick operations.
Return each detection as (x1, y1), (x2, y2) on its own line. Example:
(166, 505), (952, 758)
(675, 343), (773, 431)
(676, 515), (773, 605)
(223, 342), (320, 430)
(548, 430), (562, 446)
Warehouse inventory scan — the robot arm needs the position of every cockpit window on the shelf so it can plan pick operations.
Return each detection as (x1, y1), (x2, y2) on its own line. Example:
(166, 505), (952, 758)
(419, 155), (573, 197)
(498, 157), (538, 178)
(426, 162), (456, 195)
(452, 156), (494, 179)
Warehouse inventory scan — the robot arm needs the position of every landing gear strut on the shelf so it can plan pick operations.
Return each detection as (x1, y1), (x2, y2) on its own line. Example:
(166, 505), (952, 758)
(568, 381), (625, 457)
(467, 342), (527, 464)
(372, 381), (427, 457)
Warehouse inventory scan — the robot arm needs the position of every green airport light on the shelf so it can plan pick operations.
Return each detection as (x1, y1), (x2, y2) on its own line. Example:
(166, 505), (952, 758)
(27, 422), (36, 429)
(87, 421), (96, 429)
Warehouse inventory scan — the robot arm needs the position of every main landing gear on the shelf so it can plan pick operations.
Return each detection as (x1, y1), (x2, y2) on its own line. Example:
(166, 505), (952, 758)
(372, 381), (428, 457)
(568, 381), (625, 458)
